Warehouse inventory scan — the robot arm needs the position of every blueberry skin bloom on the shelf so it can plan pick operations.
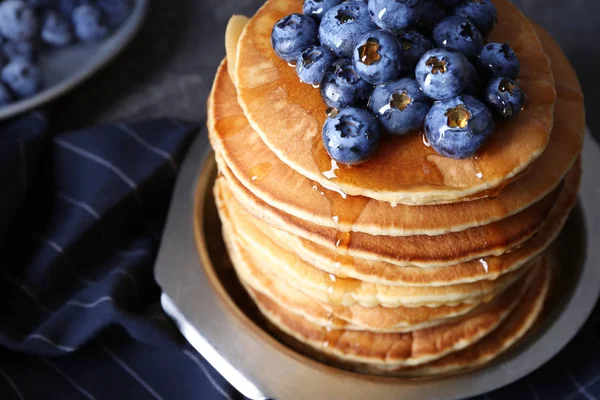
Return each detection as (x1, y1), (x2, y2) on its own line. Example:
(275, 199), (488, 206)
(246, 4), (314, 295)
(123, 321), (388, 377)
(425, 95), (495, 159)
(271, 14), (318, 63)
(1, 59), (42, 98)
(432, 16), (483, 61)
(41, 11), (73, 47)
(296, 45), (337, 86)
(0, 1), (38, 42)
(369, 78), (431, 136)
(453, 0), (498, 36)
(415, 48), (471, 100)
(322, 107), (381, 165)
(319, 1), (377, 58)
(352, 30), (402, 85)
(483, 77), (526, 119)
(368, 0), (424, 32)
(476, 42), (520, 79)
(303, 0), (345, 21)
(72, 5), (109, 42)
(320, 58), (374, 109)
(395, 30), (433, 71)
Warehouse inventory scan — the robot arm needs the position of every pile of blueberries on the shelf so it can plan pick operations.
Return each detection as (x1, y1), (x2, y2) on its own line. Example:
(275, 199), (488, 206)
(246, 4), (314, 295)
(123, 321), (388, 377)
(0, 0), (131, 107)
(271, 0), (526, 164)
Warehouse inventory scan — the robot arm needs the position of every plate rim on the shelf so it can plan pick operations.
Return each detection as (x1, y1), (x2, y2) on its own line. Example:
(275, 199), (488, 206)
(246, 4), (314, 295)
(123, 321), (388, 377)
(0, 0), (150, 121)
(156, 130), (600, 400)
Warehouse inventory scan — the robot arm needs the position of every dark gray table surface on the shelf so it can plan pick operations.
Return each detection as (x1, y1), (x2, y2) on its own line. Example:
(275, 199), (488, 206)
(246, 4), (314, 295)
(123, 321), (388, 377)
(52, 0), (600, 140)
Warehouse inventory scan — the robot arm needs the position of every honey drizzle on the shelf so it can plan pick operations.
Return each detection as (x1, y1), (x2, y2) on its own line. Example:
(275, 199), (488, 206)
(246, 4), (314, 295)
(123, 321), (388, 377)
(310, 179), (369, 306)
(248, 162), (273, 182)
(311, 126), (447, 191)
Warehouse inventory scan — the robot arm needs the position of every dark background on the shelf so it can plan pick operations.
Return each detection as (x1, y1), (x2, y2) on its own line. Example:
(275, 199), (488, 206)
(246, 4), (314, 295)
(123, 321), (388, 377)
(52, 0), (600, 135)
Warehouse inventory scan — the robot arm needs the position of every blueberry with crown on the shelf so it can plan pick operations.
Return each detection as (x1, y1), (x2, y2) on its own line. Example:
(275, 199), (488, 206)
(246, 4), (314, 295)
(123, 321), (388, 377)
(477, 42), (520, 79)
(433, 16), (483, 60)
(452, 0), (498, 36)
(368, 0), (424, 32)
(296, 45), (337, 86)
(425, 95), (494, 159)
(303, 0), (345, 21)
(369, 78), (431, 136)
(322, 107), (381, 165)
(352, 30), (403, 85)
(320, 59), (374, 109)
(483, 77), (526, 118)
(319, 1), (377, 58)
(415, 48), (471, 100)
(271, 13), (318, 63)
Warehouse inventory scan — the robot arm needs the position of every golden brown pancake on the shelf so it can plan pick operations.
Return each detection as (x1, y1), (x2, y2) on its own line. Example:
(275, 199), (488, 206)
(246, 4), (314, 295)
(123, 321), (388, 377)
(209, 20), (582, 236)
(219, 158), (560, 267)
(217, 163), (579, 288)
(222, 209), (490, 332)
(243, 262), (539, 368)
(401, 261), (550, 376)
(215, 178), (537, 308)
(234, 0), (555, 205)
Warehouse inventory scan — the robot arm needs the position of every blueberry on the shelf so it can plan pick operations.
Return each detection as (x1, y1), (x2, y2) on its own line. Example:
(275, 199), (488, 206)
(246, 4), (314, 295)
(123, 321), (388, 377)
(303, 0), (345, 21)
(395, 30), (433, 71)
(483, 77), (526, 119)
(322, 107), (381, 165)
(2, 40), (37, 61)
(41, 11), (73, 47)
(0, 82), (13, 105)
(368, 0), (424, 32)
(319, 1), (377, 58)
(296, 45), (337, 86)
(352, 30), (402, 85)
(0, 1), (38, 42)
(369, 78), (430, 136)
(320, 58), (373, 109)
(452, 0), (497, 36)
(72, 5), (109, 42)
(476, 42), (520, 79)
(415, 48), (471, 100)
(425, 95), (494, 159)
(419, 0), (445, 33)
(96, 0), (132, 27)
(1, 59), (41, 98)
(271, 13), (318, 63)
(433, 16), (483, 60)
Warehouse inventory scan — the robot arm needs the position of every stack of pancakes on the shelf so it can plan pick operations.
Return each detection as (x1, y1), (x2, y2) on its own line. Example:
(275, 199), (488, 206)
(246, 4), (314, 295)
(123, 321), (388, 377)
(207, 0), (584, 376)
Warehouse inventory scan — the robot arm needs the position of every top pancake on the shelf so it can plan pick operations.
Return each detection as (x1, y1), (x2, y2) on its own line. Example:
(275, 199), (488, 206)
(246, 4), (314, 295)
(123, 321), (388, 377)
(235, 0), (556, 205)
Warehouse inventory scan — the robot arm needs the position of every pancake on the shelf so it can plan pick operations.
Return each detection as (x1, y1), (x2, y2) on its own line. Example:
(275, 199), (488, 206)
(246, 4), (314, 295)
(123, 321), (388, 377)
(401, 261), (550, 376)
(217, 162), (579, 288)
(223, 211), (490, 332)
(219, 157), (560, 267)
(244, 262), (538, 369)
(260, 163), (579, 270)
(209, 21), (582, 236)
(234, 0), (556, 205)
(216, 178), (535, 308)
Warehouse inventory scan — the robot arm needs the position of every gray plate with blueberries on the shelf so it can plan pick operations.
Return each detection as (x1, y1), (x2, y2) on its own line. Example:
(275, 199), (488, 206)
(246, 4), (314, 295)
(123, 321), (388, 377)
(0, 0), (148, 121)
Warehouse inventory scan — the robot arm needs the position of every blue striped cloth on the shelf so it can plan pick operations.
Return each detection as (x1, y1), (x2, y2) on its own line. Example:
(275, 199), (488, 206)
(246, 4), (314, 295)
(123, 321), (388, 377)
(0, 112), (597, 400)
